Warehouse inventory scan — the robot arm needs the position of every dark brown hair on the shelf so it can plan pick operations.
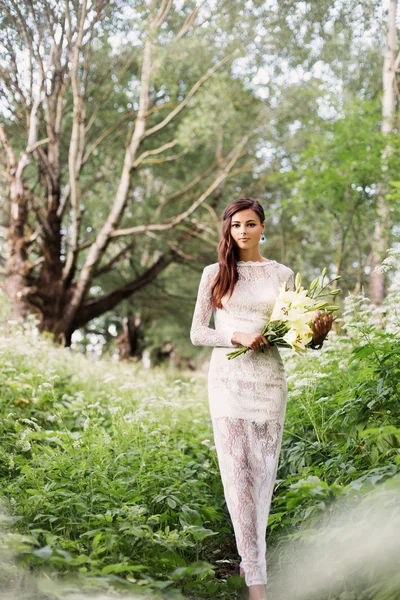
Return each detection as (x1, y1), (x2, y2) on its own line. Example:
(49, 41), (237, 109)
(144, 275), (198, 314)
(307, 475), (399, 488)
(211, 197), (265, 309)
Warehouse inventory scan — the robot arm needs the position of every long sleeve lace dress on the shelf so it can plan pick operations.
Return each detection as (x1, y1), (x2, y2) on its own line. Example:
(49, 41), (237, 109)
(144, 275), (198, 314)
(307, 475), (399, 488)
(190, 258), (294, 587)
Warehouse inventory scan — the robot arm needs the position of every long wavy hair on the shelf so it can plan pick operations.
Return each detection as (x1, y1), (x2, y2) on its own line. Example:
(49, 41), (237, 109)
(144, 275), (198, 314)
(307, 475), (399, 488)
(211, 198), (265, 309)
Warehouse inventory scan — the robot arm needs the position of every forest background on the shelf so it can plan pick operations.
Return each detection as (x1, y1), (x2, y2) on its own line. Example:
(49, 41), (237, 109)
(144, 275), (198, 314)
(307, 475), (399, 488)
(0, 1), (400, 600)
(1, 0), (399, 360)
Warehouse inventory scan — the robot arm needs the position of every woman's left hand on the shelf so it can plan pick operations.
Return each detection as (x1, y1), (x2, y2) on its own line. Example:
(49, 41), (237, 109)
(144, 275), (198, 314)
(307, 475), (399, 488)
(311, 310), (333, 346)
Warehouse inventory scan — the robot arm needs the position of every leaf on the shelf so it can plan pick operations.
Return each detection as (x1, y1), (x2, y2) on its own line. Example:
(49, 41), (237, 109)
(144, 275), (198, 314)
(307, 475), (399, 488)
(227, 575), (246, 590)
(171, 561), (214, 580)
(101, 563), (147, 575)
(349, 344), (375, 362)
(33, 545), (53, 559)
(179, 505), (202, 527)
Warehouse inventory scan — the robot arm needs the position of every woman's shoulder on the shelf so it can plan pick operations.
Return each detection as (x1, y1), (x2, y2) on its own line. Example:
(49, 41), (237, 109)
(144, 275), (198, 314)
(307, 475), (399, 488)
(202, 260), (293, 272)
(203, 262), (220, 274)
(273, 261), (294, 281)
(202, 260), (293, 278)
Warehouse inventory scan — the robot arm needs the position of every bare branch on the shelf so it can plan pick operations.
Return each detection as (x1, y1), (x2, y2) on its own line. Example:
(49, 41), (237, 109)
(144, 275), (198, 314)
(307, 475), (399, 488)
(63, 0), (88, 285)
(0, 125), (17, 169)
(141, 150), (187, 164)
(131, 139), (178, 168)
(154, 0), (174, 27)
(57, 34), (156, 335)
(8, 0), (45, 79)
(84, 53), (139, 136)
(28, 191), (54, 239)
(82, 111), (135, 165)
(24, 256), (45, 272)
(72, 252), (175, 328)
(142, 101), (175, 118)
(1, 40), (29, 110)
(164, 160), (217, 202)
(144, 51), (237, 139)
(175, 1), (206, 42)
(26, 137), (49, 153)
(110, 135), (249, 238)
(394, 51), (400, 72)
(93, 242), (136, 277)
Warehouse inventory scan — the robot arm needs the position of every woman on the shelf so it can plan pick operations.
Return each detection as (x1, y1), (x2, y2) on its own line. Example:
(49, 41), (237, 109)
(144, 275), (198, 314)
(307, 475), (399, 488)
(190, 198), (332, 600)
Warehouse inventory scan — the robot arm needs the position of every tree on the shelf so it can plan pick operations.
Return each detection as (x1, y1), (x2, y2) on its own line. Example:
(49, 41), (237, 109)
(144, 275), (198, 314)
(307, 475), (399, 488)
(0, 0), (264, 344)
(370, 0), (397, 305)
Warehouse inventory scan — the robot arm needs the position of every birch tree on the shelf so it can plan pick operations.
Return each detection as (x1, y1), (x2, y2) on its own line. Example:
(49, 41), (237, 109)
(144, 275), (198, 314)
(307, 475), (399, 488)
(370, 0), (397, 305)
(0, 0), (263, 344)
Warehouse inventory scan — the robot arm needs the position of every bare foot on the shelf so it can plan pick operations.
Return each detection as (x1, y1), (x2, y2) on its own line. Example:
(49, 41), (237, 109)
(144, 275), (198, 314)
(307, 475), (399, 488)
(248, 584), (267, 600)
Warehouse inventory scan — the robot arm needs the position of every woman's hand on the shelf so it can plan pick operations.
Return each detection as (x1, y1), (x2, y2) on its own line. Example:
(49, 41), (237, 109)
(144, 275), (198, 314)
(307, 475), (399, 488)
(311, 310), (333, 346)
(232, 331), (271, 351)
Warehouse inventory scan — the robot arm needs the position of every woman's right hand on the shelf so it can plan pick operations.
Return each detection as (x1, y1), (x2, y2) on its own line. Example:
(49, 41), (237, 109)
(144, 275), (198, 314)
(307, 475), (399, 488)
(232, 331), (271, 351)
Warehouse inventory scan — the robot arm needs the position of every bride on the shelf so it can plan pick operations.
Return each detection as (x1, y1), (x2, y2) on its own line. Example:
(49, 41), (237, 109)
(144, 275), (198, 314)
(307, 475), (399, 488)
(190, 197), (332, 600)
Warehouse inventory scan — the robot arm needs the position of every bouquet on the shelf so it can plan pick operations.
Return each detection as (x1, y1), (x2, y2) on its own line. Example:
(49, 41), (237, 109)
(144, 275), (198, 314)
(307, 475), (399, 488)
(227, 267), (341, 360)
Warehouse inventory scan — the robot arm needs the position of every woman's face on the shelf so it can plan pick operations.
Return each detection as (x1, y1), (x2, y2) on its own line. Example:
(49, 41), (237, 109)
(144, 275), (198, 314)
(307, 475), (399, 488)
(230, 208), (265, 250)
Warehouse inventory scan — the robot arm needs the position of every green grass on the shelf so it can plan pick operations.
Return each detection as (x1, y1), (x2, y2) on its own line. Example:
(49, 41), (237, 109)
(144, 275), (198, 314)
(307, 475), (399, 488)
(0, 310), (399, 600)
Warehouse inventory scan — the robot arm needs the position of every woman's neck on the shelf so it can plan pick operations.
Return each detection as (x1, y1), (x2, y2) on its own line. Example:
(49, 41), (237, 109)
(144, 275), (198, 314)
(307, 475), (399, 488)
(237, 249), (265, 262)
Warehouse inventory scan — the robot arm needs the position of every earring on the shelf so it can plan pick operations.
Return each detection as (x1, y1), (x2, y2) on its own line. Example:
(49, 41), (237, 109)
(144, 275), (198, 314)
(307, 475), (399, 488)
(260, 233), (265, 243)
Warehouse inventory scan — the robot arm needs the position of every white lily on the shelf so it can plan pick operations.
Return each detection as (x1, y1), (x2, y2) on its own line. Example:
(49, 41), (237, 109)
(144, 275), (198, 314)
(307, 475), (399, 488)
(270, 299), (290, 322)
(286, 306), (310, 323)
(226, 266), (341, 360)
(290, 288), (315, 309)
(283, 326), (313, 351)
(276, 282), (297, 303)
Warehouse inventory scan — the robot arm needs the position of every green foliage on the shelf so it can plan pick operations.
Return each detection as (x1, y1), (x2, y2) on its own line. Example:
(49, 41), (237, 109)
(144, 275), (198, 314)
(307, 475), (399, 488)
(0, 325), (233, 597)
(264, 294), (400, 599)
(0, 304), (400, 599)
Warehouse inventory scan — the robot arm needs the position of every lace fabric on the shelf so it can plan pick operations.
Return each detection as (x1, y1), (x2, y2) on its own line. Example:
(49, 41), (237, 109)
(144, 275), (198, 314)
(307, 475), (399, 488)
(190, 259), (294, 586)
(190, 260), (294, 349)
(211, 417), (285, 586)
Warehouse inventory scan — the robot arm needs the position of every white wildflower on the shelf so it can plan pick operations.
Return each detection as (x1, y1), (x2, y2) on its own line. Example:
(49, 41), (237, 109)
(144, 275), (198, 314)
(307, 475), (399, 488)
(18, 440), (31, 452)
(118, 382), (135, 390)
(20, 418), (41, 431)
(123, 412), (134, 423)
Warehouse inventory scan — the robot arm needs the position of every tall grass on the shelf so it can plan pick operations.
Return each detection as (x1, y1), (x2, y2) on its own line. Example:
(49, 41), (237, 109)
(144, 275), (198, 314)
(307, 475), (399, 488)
(0, 318), (236, 598)
(0, 258), (400, 600)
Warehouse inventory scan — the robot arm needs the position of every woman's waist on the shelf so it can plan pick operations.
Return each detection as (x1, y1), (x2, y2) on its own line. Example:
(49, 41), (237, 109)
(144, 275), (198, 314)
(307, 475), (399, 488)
(215, 317), (268, 335)
(212, 343), (284, 364)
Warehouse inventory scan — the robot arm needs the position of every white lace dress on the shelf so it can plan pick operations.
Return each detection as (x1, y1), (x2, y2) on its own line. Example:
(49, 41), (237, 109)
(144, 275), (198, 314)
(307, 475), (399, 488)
(190, 258), (294, 587)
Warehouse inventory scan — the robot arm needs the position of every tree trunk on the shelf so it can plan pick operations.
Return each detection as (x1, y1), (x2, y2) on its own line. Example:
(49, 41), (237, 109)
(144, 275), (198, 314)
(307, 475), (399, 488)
(370, 0), (397, 305)
(116, 312), (147, 360)
(0, 2), (248, 346)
